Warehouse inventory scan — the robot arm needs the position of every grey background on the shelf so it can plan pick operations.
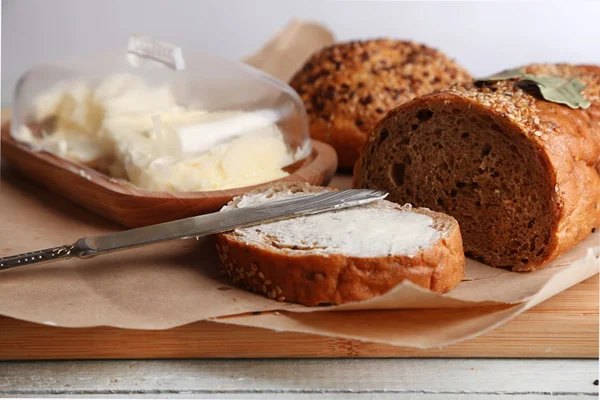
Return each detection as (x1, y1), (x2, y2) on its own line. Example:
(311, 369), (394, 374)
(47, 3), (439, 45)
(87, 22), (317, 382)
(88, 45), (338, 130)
(3, 0), (600, 105)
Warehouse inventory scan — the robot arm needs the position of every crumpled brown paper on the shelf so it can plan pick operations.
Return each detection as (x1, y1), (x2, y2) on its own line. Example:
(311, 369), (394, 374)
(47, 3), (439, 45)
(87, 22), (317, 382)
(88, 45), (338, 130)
(243, 19), (335, 82)
(0, 21), (598, 348)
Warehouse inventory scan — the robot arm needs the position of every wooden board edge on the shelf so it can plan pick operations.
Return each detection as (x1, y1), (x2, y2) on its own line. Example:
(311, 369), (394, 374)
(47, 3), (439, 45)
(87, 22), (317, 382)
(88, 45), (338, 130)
(1, 275), (597, 360)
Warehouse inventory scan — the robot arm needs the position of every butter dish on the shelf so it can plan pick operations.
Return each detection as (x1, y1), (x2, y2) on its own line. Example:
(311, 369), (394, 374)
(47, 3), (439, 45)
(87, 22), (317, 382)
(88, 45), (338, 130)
(2, 36), (337, 227)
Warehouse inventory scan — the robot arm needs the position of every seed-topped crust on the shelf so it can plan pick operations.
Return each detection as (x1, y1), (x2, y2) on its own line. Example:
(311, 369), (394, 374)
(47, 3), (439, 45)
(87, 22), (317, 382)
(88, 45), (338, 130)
(446, 80), (544, 139)
(354, 63), (600, 271)
(441, 63), (600, 139)
(290, 39), (471, 169)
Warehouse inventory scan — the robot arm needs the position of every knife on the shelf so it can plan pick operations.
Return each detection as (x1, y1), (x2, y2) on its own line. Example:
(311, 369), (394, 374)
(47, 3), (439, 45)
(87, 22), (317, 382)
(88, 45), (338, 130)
(0, 189), (387, 271)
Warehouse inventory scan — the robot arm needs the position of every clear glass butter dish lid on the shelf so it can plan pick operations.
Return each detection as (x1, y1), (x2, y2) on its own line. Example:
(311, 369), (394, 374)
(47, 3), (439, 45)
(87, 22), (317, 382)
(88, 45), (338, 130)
(10, 35), (312, 192)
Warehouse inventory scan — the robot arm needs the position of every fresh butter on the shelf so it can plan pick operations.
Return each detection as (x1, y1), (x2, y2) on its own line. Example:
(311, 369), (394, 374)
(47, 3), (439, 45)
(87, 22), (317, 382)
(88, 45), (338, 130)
(116, 122), (293, 191)
(227, 190), (443, 258)
(13, 74), (297, 192)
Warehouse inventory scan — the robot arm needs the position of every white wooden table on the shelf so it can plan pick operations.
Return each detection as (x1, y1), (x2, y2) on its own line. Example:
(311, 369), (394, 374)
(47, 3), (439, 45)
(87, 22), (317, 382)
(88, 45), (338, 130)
(0, 359), (598, 398)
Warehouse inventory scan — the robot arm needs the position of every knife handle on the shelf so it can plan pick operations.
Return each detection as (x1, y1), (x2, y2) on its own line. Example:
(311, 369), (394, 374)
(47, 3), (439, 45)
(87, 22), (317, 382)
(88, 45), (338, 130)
(0, 243), (77, 271)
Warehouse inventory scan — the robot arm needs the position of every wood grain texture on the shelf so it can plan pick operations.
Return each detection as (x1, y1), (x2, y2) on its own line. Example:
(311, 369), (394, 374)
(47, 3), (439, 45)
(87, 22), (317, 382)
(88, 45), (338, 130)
(0, 126), (338, 228)
(0, 359), (598, 397)
(0, 274), (596, 360)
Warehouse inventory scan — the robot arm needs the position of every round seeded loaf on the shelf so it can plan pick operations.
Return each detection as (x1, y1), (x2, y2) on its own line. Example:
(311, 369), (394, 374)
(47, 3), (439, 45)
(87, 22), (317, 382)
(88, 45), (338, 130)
(354, 63), (600, 271)
(289, 39), (472, 170)
(214, 182), (465, 306)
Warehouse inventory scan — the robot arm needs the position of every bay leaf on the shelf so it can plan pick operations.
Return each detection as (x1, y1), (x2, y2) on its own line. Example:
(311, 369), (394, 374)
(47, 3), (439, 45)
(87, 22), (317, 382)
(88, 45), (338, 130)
(475, 68), (525, 82)
(519, 74), (591, 109)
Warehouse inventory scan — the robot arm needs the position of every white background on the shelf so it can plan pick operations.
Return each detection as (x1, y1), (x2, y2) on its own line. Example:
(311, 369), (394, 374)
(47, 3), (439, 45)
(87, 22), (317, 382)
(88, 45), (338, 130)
(2, 0), (600, 105)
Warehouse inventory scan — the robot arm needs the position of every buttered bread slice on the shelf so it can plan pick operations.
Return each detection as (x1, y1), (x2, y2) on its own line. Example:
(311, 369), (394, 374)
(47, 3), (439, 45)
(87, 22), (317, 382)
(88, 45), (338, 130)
(215, 182), (465, 306)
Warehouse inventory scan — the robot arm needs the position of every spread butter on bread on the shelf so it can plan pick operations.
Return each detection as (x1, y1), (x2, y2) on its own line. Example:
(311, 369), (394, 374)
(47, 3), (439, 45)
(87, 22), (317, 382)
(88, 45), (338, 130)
(215, 182), (465, 306)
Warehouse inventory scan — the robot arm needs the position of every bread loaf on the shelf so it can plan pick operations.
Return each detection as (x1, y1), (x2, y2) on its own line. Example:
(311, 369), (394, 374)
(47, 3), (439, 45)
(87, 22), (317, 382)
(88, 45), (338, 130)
(215, 182), (465, 306)
(289, 40), (471, 170)
(354, 64), (600, 271)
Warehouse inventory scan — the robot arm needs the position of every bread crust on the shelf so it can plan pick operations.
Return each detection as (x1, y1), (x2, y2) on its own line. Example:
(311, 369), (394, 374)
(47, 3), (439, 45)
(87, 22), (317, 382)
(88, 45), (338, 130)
(290, 39), (471, 170)
(521, 64), (600, 268)
(215, 182), (465, 306)
(355, 64), (600, 271)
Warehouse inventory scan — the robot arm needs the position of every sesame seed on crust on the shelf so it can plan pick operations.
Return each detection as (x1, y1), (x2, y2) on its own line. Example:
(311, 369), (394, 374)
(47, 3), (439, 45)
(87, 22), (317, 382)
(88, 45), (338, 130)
(444, 80), (544, 139)
(438, 66), (600, 142)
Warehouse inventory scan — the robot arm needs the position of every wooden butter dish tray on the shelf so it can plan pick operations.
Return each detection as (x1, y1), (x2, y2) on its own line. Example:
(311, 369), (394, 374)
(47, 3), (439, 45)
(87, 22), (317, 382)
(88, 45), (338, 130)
(1, 124), (338, 228)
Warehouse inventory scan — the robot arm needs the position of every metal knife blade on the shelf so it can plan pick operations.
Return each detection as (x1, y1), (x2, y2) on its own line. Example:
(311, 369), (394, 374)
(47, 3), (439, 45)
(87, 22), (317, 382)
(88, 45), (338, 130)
(0, 189), (387, 271)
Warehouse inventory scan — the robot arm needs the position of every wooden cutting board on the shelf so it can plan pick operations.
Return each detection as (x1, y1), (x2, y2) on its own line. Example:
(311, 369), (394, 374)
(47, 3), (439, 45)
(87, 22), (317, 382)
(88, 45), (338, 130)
(0, 273), (597, 360)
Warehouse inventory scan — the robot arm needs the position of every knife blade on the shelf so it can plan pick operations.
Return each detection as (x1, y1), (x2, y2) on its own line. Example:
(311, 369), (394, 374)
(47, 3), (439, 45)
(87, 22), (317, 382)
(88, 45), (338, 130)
(0, 189), (387, 271)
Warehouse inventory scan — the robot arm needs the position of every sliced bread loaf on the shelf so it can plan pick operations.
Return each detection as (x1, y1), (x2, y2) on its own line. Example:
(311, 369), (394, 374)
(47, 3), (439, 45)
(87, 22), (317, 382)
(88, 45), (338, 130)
(354, 64), (600, 271)
(215, 182), (465, 306)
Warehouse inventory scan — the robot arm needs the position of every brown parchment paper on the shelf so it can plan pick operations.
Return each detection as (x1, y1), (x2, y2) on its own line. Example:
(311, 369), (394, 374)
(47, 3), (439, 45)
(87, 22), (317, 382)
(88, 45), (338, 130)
(243, 19), (335, 82)
(0, 21), (598, 348)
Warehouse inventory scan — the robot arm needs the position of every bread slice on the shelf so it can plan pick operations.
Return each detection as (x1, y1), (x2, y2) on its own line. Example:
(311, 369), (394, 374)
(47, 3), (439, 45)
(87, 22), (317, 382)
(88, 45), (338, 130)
(289, 39), (471, 170)
(354, 63), (600, 271)
(215, 182), (465, 306)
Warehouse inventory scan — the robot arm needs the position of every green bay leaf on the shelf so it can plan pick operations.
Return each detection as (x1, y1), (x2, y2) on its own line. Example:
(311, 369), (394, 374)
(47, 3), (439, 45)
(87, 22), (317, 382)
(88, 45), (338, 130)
(519, 74), (591, 109)
(475, 68), (525, 82)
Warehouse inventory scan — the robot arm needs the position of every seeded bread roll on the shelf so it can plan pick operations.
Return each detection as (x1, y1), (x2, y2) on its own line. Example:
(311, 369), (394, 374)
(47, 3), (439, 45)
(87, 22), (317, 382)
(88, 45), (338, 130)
(215, 182), (465, 306)
(354, 64), (600, 271)
(289, 39), (472, 170)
